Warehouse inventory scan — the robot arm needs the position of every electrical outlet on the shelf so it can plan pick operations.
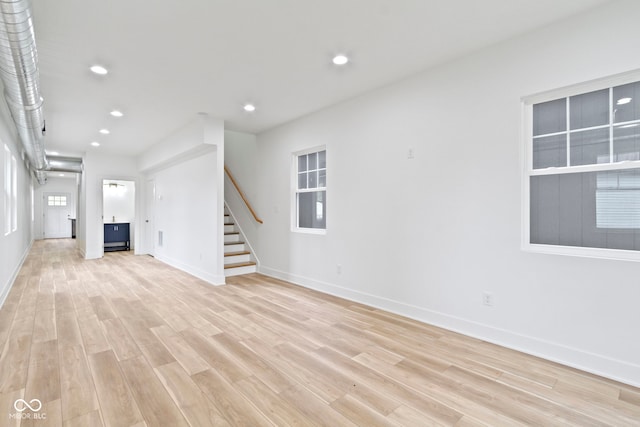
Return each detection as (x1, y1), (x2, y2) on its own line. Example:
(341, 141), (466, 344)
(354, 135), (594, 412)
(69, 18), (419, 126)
(407, 147), (415, 159)
(482, 292), (493, 307)
(336, 264), (342, 274)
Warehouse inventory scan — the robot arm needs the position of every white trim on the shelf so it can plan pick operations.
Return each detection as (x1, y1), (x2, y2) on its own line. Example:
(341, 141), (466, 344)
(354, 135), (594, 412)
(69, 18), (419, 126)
(296, 187), (328, 194)
(0, 240), (32, 309)
(258, 265), (640, 388)
(609, 87), (614, 164)
(524, 243), (640, 262)
(292, 144), (327, 157)
(530, 161), (640, 176)
(522, 68), (640, 105)
(520, 101), (531, 254)
(154, 253), (225, 286)
(291, 226), (327, 235)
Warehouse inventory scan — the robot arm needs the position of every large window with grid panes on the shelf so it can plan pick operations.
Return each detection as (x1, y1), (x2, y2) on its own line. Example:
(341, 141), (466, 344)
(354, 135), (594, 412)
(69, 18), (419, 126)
(524, 73), (640, 260)
(293, 147), (326, 232)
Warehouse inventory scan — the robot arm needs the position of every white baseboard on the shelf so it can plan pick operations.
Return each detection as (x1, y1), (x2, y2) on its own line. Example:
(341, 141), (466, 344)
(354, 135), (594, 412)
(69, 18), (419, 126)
(155, 254), (225, 286)
(258, 265), (640, 388)
(0, 240), (32, 309)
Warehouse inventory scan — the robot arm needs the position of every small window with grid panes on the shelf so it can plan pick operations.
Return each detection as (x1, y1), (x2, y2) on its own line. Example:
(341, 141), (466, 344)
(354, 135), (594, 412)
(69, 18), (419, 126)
(47, 195), (68, 206)
(294, 148), (326, 231)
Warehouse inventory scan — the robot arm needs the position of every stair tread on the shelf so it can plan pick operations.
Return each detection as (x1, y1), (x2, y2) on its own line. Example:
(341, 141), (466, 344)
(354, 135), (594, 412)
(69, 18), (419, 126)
(224, 241), (245, 245)
(224, 251), (250, 257)
(224, 261), (256, 269)
(224, 231), (240, 235)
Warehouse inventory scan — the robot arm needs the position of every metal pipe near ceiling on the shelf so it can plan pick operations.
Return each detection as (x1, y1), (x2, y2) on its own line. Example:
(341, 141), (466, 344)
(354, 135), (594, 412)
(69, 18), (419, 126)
(46, 155), (83, 173)
(0, 0), (78, 184)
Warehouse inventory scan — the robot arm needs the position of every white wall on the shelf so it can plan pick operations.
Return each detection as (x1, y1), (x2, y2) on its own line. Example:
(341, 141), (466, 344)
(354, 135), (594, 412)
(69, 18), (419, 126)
(249, 0), (640, 386)
(0, 92), (33, 307)
(224, 130), (261, 254)
(81, 152), (139, 259)
(76, 165), (86, 255)
(139, 115), (225, 285)
(34, 176), (77, 239)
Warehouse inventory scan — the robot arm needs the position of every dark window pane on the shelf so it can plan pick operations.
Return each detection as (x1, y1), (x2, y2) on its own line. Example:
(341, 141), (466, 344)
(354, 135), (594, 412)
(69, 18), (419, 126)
(318, 150), (326, 169)
(318, 169), (326, 187)
(298, 155), (307, 172)
(533, 134), (566, 169)
(298, 191), (326, 229)
(613, 124), (640, 162)
(570, 128), (610, 166)
(613, 81), (640, 123)
(308, 170), (318, 188)
(533, 98), (566, 136)
(570, 89), (609, 130)
(298, 172), (307, 189)
(308, 152), (317, 170)
(530, 169), (640, 250)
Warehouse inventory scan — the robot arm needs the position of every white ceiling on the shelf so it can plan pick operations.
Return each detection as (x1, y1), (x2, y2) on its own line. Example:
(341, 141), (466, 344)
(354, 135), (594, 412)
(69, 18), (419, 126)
(31, 0), (612, 157)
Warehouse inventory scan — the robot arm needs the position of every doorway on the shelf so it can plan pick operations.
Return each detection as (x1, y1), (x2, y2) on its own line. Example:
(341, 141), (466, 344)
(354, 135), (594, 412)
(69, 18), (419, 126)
(43, 192), (73, 238)
(102, 179), (136, 251)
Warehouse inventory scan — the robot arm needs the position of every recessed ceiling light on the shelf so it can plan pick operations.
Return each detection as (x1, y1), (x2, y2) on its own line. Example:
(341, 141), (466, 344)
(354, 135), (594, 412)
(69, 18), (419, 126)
(59, 173), (65, 177)
(243, 104), (256, 112)
(90, 65), (108, 75)
(617, 97), (632, 105)
(99, 129), (110, 135)
(332, 54), (349, 65)
(110, 110), (123, 117)
(47, 151), (59, 155)
(91, 142), (100, 147)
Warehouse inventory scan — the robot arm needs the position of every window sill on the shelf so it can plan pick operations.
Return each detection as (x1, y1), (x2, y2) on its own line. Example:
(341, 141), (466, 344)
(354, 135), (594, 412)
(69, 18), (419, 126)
(292, 227), (326, 235)
(523, 243), (640, 262)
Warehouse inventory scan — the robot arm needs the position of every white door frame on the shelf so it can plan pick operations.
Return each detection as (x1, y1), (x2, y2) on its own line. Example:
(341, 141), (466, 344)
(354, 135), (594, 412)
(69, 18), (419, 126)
(101, 178), (136, 255)
(144, 179), (156, 256)
(43, 192), (73, 238)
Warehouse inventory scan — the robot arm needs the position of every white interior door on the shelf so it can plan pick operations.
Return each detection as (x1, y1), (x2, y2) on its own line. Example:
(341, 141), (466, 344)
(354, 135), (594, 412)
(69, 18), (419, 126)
(43, 193), (73, 238)
(145, 179), (156, 255)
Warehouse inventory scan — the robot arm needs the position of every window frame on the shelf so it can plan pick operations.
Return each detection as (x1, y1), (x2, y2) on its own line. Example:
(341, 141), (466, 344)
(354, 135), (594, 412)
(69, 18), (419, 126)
(47, 195), (68, 207)
(3, 144), (10, 235)
(291, 146), (327, 234)
(522, 70), (640, 261)
(11, 154), (16, 232)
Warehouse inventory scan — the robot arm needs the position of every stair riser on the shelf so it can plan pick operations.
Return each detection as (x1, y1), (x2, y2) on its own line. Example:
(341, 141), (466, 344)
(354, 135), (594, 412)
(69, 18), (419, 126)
(224, 254), (251, 264)
(224, 224), (235, 233)
(224, 243), (246, 252)
(225, 265), (257, 277)
(224, 234), (241, 243)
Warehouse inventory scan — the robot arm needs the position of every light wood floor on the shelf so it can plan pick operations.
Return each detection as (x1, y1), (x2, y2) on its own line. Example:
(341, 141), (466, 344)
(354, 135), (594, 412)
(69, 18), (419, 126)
(1, 240), (639, 426)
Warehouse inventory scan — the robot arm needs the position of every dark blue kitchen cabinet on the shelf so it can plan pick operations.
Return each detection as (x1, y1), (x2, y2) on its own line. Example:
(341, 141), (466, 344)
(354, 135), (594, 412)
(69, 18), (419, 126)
(104, 223), (130, 252)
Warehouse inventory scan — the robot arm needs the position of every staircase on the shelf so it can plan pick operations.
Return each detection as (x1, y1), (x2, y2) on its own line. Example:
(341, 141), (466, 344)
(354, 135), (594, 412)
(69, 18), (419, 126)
(224, 205), (257, 276)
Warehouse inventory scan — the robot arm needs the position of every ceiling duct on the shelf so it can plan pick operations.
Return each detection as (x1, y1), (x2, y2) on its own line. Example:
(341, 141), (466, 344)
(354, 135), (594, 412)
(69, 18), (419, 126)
(46, 155), (82, 173)
(0, 0), (50, 184)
